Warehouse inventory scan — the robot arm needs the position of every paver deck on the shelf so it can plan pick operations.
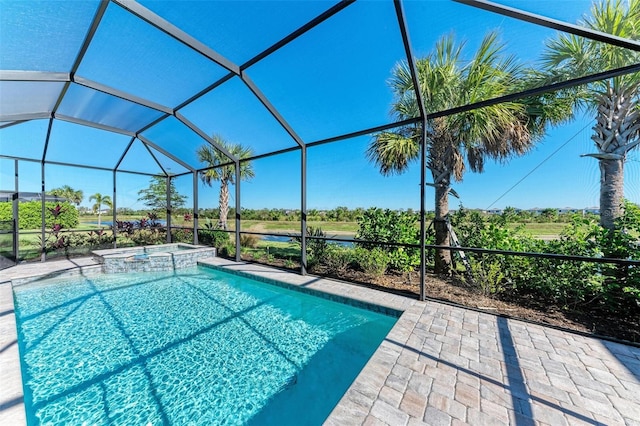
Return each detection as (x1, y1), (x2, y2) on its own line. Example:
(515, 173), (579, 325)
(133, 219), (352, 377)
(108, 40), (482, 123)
(1, 257), (639, 425)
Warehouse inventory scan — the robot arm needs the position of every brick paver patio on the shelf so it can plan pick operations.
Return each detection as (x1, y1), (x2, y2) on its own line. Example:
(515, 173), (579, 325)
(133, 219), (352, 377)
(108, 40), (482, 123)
(1, 257), (639, 425)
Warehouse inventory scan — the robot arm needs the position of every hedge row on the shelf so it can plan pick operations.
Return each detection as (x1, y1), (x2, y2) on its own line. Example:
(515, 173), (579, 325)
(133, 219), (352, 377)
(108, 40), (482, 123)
(0, 201), (79, 229)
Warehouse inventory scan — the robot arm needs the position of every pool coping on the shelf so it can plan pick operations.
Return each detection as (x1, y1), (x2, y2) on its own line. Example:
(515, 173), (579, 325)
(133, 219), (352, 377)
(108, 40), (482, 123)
(2, 257), (640, 425)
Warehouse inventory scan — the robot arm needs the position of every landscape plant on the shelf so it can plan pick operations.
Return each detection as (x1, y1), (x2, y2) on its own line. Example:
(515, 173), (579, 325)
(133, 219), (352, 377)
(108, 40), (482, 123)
(198, 222), (230, 249)
(367, 32), (555, 273)
(115, 213), (166, 246)
(85, 229), (114, 248)
(197, 136), (254, 230)
(320, 245), (354, 275)
(353, 247), (390, 278)
(540, 0), (640, 230)
(355, 208), (421, 272)
(171, 228), (193, 243)
(240, 234), (260, 248)
(303, 225), (329, 267)
(450, 203), (640, 315)
(137, 176), (187, 213)
(39, 204), (71, 255)
(0, 201), (79, 229)
(88, 193), (112, 228)
(47, 185), (83, 206)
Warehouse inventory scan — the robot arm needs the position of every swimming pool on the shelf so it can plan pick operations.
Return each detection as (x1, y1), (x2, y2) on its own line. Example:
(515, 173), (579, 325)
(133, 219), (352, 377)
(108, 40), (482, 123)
(13, 266), (397, 425)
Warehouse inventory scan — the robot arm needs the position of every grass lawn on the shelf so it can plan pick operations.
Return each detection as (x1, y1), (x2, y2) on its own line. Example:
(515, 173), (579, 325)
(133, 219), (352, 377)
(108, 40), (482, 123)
(78, 214), (144, 225)
(238, 220), (358, 235)
(510, 222), (567, 236)
(240, 240), (301, 266)
(237, 220), (566, 238)
(16, 220), (569, 246)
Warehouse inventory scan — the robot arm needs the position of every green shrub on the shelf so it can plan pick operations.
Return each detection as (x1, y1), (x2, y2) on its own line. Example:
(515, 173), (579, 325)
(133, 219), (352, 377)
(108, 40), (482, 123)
(468, 257), (505, 296)
(85, 229), (114, 248)
(356, 208), (420, 272)
(218, 242), (236, 258)
(450, 203), (640, 314)
(198, 224), (231, 248)
(354, 247), (389, 277)
(171, 228), (193, 243)
(0, 202), (10, 223)
(295, 226), (328, 260)
(321, 245), (354, 275)
(293, 226), (329, 272)
(131, 229), (166, 246)
(240, 234), (260, 248)
(0, 201), (79, 229)
(589, 201), (640, 312)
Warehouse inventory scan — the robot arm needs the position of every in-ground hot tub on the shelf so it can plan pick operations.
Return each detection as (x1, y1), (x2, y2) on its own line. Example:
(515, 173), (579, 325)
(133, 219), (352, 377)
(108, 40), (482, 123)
(92, 243), (216, 273)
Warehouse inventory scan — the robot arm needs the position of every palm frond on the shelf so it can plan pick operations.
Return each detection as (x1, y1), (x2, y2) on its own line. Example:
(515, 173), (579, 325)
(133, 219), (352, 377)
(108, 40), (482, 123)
(197, 136), (255, 186)
(366, 130), (420, 176)
(542, 0), (640, 98)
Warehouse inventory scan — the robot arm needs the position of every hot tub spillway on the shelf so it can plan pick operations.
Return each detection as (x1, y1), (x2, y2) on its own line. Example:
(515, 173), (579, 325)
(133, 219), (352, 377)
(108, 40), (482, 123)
(92, 243), (216, 273)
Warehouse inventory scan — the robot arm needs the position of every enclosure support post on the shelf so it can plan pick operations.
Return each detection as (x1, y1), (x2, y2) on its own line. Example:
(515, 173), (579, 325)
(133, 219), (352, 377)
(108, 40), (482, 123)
(419, 126), (427, 301)
(166, 175), (172, 243)
(112, 171), (117, 248)
(301, 146), (307, 276)
(40, 162), (46, 262)
(13, 160), (19, 262)
(193, 171), (199, 245)
(395, 0), (427, 301)
(235, 160), (241, 262)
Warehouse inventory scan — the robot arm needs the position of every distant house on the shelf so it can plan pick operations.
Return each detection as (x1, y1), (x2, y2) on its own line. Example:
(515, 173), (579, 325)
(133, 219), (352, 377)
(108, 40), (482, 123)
(485, 207), (601, 216)
(0, 191), (67, 203)
(557, 207), (580, 214)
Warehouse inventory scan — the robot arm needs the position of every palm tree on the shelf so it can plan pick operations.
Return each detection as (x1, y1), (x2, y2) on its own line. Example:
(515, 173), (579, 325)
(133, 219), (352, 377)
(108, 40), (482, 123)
(541, 0), (640, 229)
(48, 185), (83, 206)
(197, 136), (255, 230)
(89, 193), (112, 227)
(367, 32), (544, 273)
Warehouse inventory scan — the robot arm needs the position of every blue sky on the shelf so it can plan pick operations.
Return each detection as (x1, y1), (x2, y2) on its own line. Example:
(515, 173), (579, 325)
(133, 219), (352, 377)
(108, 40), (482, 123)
(0, 0), (638, 212)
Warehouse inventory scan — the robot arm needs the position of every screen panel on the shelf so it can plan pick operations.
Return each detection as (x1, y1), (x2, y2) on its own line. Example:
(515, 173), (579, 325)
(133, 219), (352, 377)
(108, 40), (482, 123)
(57, 84), (165, 133)
(141, 116), (218, 170)
(180, 76), (299, 156)
(0, 81), (64, 118)
(246, 0), (409, 143)
(76, 2), (229, 107)
(118, 139), (164, 175)
(137, 0), (334, 65)
(0, 119), (48, 160)
(0, 1), (100, 72)
(46, 120), (132, 169)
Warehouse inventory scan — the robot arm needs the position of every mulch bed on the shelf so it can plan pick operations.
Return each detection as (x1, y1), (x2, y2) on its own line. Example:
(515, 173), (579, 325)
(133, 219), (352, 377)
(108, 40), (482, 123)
(241, 254), (640, 345)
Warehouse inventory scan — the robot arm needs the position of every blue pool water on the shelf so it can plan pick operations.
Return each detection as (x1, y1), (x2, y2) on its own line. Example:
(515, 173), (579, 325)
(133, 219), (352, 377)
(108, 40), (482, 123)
(13, 267), (397, 425)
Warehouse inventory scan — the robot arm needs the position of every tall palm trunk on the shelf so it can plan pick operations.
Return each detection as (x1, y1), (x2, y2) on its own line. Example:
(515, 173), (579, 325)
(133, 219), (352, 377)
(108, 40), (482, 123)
(599, 158), (624, 230)
(430, 125), (454, 274)
(433, 178), (451, 274)
(590, 87), (638, 230)
(219, 179), (229, 230)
